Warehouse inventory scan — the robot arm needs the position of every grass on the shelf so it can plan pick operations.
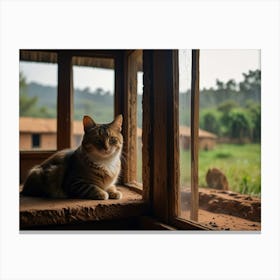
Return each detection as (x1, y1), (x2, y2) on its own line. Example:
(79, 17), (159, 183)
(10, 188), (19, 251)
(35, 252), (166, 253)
(180, 143), (261, 196)
(137, 143), (261, 196)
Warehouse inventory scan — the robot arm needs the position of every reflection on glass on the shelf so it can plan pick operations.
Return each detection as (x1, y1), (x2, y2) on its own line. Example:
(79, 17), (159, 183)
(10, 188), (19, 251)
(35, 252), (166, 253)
(19, 61), (58, 150)
(136, 51), (143, 185)
(178, 50), (192, 220)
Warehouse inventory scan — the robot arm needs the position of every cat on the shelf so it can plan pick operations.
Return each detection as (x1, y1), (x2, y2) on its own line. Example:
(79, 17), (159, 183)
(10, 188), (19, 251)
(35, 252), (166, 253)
(21, 115), (123, 200)
(206, 168), (229, 191)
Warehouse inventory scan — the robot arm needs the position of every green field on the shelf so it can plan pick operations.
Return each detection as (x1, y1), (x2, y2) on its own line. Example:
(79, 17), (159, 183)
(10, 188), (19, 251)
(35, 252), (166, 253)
(137, 143), (261, 196)
(180, 143), (261, 196)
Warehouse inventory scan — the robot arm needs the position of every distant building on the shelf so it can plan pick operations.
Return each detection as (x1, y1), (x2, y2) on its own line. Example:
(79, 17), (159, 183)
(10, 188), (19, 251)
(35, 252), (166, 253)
(20, 117), (84, 150)
(20, 117), (217, 151)
(179, 126), (217, 150)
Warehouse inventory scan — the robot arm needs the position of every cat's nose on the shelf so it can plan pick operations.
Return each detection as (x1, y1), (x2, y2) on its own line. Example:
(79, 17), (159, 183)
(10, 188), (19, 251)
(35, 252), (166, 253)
(103, 142), (110, 151)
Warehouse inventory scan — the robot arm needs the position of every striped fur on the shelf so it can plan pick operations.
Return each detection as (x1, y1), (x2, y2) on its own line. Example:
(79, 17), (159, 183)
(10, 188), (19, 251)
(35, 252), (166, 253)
(21, 115), (123, 200)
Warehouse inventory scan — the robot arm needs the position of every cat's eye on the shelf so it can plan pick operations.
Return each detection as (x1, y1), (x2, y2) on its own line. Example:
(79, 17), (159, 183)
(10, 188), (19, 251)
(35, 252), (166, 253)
(109, 137), (117, 145)
(95, 139), (103, 146)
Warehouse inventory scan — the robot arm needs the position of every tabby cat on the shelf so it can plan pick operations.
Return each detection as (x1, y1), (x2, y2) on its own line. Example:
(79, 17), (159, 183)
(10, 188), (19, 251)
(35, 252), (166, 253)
(21, 115), (123, 200)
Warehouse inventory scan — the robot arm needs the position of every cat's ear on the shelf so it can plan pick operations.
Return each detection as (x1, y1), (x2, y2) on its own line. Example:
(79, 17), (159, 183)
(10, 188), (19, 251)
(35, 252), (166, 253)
(83, 115), (96, 132)
(111, 114), (123, 132)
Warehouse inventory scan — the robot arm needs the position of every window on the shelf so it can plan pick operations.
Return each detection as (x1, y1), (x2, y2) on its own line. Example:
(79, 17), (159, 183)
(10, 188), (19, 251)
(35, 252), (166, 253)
(137, 54), (143, 185)
(177, 49), (261, 230)
(31, 134), (40, 148)
(21, 49), (259, 231)
(20, 50), (150, 230)
(19, 58), (58, 151)
(19, 50), (146, 198)
(124, 50), (143, 187)
(178, 49), (192, 220)
(196, 50), (261, 230)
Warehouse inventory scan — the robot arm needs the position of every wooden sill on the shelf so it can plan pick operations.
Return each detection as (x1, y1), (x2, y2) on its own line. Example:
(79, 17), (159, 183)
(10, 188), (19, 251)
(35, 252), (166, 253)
(20, 186), (149, 230)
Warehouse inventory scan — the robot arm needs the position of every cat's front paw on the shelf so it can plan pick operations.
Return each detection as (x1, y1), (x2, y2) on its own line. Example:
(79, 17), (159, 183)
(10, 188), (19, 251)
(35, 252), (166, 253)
(99, 191), (109, 200)
(108, 190), (122, 200)
(93, 189), (109, 200)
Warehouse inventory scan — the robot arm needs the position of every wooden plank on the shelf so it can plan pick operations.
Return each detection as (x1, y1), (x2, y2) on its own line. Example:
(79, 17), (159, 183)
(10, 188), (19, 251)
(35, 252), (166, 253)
(114, 51), (125, 185)
(139, 216), (177, 230)
(170, 217), (211, 230)
(114, 51), (125, 117)
(150, 50), (180, 222)
(20, 186), (147, 229)
(20, 49), (119, 62)
(146, 50), (180, 222)
(116, 51), (140, 185)
(142, 50), (153, 202)
(123, 51), (138, 183)
(152, 50), (169, 221)
(168, 50), (181, 219)
(190, 50), (200, 221)
(57, 51), (73, 150)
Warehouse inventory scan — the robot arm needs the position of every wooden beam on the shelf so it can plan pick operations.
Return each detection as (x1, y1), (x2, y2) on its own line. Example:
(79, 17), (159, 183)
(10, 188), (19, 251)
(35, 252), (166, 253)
(152, 50), (169, 221)
(124, 51), (139, 183)
(168, 50), (181, 219)
(170, 217), (211, 230)
(148, 50), (179, 222)
(142, 50), (153, 202)
(190, 50), (200, 221)
(116, 51), (140, 185)
(139, 216), (177, 230)
(57, 51), (73, 150)
(114, 52), (125, 118)
(114, 52), (125, 185)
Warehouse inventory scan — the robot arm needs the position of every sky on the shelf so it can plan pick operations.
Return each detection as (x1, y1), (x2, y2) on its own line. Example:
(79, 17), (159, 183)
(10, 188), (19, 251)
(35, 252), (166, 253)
(19, 49), (260, 93)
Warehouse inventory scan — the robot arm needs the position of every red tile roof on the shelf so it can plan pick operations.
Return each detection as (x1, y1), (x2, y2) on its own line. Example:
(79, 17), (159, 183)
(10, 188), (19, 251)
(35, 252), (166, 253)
(136, 126), (217, 139)
(20, 117), (217, 139)
(179, 126), (217, 139)
(19, 117), (84, 135)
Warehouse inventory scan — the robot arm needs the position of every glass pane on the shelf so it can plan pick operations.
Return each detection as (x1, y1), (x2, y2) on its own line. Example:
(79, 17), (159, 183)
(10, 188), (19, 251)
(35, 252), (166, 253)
(72, 57), (115, 148)
(178, 50), (192, 220)
(19, 61), (58, 150)
(198, 50), (261, 230)
(136, 51), (143, 185)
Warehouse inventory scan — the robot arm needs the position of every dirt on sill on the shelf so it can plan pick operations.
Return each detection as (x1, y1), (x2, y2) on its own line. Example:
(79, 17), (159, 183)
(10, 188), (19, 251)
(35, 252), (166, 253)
(180, 188), (261, 231)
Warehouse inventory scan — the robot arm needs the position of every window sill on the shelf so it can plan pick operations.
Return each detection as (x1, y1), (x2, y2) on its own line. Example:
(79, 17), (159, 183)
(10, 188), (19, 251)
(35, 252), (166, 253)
(20, 186), (149, 230)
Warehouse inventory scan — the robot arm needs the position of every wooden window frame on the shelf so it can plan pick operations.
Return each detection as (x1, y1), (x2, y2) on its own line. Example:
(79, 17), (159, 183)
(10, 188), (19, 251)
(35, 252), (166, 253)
(20, 50), (124, 182)
(142, 49), (209, 230)
(20, 49), (209, 230)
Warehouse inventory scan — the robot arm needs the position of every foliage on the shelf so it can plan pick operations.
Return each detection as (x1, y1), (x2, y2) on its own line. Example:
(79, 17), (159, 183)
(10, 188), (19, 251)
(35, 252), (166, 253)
(199, 109), (221, 135)
(197, 69), (261, 142)
(19, 69), (261, 136)
(227, 108), (253, 140)
(246, 101), (261, 142)
(179, 144), (261, 196)
(20, 72), (55, 118)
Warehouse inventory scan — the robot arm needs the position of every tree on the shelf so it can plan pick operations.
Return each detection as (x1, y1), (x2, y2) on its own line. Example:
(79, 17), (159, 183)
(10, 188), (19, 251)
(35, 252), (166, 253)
(225, 79), (237, 92)
(19, 71), (52, 118)
(246, 102), (261, 142)
(20, 93), (39, 116)
(217, 100), (238, 114)
(227, 109), (253, 141)
(200, 110), (221, 135)
(239, 70), (261, 103)
(20, 71), (39, 116)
